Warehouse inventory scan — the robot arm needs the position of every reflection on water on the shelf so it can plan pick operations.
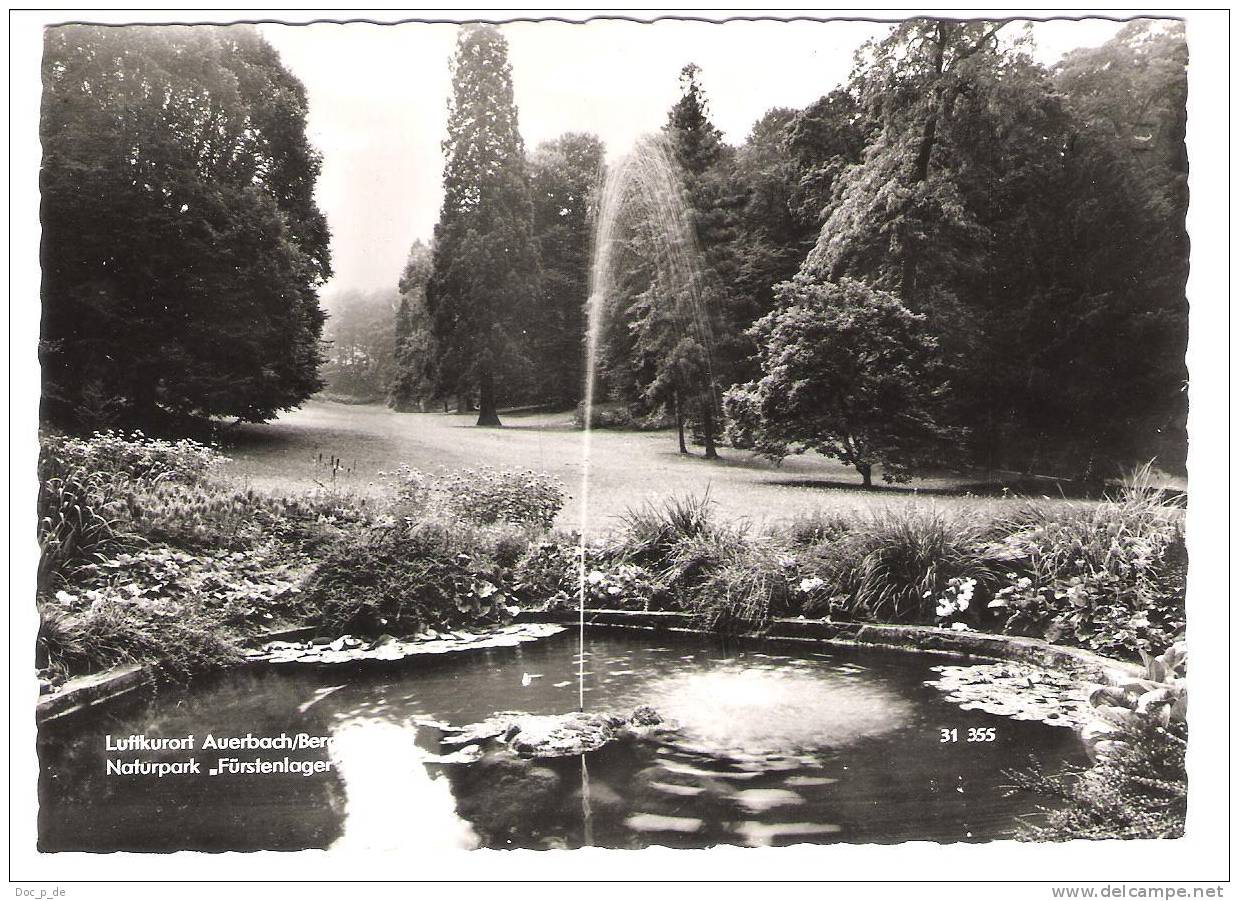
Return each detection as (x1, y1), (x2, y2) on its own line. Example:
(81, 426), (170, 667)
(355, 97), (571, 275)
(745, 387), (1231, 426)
(637, 665), (912, 755)
(329, 721), (478, 851)
(38, 630), (1088, 851)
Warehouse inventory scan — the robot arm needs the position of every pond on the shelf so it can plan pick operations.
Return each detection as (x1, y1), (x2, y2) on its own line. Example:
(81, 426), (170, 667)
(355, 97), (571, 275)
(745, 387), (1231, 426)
(38, 629), (1088, 851)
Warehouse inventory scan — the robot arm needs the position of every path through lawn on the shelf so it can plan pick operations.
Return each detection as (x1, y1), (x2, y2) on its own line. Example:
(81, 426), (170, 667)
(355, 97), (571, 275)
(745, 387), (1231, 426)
(223, 400), (1047, 534)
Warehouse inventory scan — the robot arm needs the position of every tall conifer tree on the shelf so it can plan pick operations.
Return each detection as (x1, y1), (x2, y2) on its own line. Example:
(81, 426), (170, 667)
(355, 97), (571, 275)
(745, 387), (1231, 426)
(426, 25), (541, 426)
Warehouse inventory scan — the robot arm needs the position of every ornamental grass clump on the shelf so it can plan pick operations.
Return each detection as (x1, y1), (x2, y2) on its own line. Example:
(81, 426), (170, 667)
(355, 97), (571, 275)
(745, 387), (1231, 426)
(794, 506), (1001, 623)
(37, 591), (244, 682)
(685, 539), (800, 631)
(612, 492), (795, 630)
(618, 491), (718, 566)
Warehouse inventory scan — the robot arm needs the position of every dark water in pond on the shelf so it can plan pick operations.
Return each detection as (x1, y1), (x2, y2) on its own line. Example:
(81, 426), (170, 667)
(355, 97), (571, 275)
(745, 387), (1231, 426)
(39, 629), (1087, 851)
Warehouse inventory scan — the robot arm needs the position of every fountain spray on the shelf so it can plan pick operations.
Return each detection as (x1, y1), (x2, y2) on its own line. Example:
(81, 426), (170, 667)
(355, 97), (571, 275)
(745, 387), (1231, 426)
(577, 132), (718, 712)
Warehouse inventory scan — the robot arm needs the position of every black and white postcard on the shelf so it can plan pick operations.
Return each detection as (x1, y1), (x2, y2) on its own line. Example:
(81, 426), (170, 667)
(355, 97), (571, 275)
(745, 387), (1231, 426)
(8, 8), (1230, 894)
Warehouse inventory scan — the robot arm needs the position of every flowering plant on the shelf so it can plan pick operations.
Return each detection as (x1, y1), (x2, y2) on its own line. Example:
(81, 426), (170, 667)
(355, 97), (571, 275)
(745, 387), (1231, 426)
(927, 576), (976, 630)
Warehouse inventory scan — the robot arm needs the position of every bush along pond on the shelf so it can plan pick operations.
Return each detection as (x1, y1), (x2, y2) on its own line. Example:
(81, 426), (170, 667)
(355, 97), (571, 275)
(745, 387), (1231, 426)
(36, 429), (1188, 850)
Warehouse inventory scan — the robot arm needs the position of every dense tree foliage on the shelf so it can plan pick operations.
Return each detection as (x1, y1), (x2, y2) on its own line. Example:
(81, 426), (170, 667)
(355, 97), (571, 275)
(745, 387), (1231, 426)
(726, 278), (958, 487)
(581, 22), (1186, 478)
(528, 134), (605, 407)
(425, 25), (541, 426)
(590, 66), (732, 455)
(795, 21), (1071, 472)
(662, 65), (737, 454)
(732, 19), (1189, 480)
(1048, 21), (1189, 472)
(40, 25), (331, 428)
(724, 94), (866, 377)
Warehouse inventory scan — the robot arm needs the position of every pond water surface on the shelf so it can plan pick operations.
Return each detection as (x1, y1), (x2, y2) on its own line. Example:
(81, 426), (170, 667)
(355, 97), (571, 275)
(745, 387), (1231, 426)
(39, 629), (1087, 851)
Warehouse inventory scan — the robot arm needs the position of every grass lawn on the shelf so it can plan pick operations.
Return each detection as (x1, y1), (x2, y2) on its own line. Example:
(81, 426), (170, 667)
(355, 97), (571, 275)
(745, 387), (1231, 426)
(220, 400), (1090, 535)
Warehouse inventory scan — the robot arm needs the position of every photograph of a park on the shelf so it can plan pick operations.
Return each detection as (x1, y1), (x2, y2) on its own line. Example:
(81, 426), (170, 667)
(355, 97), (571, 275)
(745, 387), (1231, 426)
(31, 13), (1197, 859)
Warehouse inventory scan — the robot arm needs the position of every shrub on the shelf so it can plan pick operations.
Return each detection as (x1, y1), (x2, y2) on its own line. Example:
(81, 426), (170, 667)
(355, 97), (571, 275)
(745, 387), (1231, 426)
(124, 482), (272, 550)
(572, 402), (672, 431)
(37, 430), (229, 583)
(68, 546), (303, 625)
(511, 539), (580, 608)
(124, 482), (370, 554)
(389, 465), (564, 529)
(581, 559), (667, 611)
(296, 519), (521, 636)
(985, 476), (1186, 658)
(783, 509), (857, 548)
(37, 542), (303, 681)
(442, 468), (564, 529)
(45, 430), (226, 486)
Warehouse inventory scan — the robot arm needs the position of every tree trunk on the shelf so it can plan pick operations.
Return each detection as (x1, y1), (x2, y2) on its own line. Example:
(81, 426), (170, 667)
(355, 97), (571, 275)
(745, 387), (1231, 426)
(674, 391), (688, 455)
(701, 393), (718, 460)
(857, 462), (873, 489)
(476, 368), (502, 427)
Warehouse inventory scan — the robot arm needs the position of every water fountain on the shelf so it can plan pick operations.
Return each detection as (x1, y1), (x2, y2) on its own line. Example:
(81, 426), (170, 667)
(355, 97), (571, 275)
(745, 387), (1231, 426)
(576, 133), (722, 709)
(569, 132), (726, 845)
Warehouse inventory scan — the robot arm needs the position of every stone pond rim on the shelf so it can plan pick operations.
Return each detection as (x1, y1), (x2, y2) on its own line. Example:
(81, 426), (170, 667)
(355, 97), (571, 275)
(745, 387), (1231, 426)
(35, 610), (1141, 726)
(519, 609), (1142, 683)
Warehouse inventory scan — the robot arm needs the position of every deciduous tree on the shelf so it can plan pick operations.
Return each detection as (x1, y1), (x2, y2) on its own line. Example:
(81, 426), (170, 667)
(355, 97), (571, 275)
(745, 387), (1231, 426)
(40, 25), (332, 428)
(388, 240), (437, 411)
(725, 277), (959, 487)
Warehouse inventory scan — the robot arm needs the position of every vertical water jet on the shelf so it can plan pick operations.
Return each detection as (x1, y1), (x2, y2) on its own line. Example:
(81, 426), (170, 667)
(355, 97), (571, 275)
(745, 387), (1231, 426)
(575, 133), (720, 712)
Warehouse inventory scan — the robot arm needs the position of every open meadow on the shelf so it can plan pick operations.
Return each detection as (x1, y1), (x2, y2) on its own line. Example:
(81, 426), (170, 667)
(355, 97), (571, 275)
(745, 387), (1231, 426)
(222, 399), (1086, 535)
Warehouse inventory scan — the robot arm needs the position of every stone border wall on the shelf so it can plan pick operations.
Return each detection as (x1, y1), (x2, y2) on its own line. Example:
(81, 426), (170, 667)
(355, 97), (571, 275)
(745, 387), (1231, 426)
(35, 626), (318, 726)
(521, 609), (1143, 684)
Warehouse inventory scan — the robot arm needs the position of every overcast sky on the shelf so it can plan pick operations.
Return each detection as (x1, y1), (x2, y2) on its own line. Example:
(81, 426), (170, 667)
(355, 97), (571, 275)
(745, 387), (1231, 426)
(258, 16), (1131, 304)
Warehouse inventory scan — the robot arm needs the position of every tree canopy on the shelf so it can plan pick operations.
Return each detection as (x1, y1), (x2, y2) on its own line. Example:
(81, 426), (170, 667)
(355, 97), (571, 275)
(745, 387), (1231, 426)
(726, 277), (959, 487)
(46, 18), (1186, 484)
(388, 240), (437, 411)
(40, 24), (331, 428)
(777, 19), (1189, 477)
(528, 133), (605, 408)
(320, 288), (399, 403)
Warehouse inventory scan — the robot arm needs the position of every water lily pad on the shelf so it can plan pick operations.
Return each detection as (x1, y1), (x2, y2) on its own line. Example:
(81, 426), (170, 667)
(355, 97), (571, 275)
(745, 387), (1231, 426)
(925, 662), (1093, 728)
